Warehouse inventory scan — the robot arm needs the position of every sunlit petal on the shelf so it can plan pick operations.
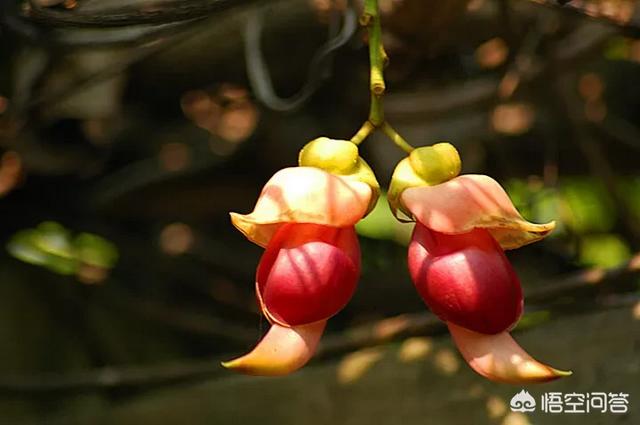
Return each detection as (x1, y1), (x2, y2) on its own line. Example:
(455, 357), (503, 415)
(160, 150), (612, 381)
(401, 174), (555, 250)
(231, 167), (372, 247)
(448, 323), (571, 384)
(221, 321), (326, 376)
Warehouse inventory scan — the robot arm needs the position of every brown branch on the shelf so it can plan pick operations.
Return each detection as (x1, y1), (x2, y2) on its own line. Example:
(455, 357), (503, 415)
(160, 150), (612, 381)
(22, 0), (263, 28)
(528, 255), (640, 302)
(103, 290), (258, 344)
(1, 252), (639, 394)
(0, 359), (224, 394)
(13, 14), (206, 115)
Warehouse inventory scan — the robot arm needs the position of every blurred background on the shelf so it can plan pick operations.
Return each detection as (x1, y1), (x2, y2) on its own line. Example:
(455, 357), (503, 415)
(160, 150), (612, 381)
(0, 0), (639, 424)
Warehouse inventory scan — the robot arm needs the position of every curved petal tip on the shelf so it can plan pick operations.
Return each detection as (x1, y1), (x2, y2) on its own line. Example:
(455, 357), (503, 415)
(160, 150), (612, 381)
(222, 321), (326, 376)
(448, 323), (571, 384)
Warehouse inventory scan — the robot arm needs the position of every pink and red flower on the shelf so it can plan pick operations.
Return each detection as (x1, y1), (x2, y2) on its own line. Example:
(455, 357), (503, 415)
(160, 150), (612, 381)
(401, 174), (569, 383)
(223, 166), (374, 375)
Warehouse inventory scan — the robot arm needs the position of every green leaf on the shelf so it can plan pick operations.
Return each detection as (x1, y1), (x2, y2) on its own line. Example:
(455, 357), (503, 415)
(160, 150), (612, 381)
(6, 222), (119, 279)
(74, 233), (119, 268)
(561, 178), (615, 234)
(580, 234), (631, 268)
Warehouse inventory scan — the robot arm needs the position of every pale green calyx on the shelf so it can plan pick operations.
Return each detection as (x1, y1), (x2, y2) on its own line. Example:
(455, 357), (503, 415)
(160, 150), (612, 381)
(299, 138), (359, 174)
(409, 143), (461, 185)
(298, 137), (380, 215)
(388, 142), (461, 220)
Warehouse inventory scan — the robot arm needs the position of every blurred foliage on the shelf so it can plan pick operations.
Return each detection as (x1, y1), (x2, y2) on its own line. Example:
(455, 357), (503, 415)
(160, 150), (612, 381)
(7, 222), (118, 283)
(580, 233), (631, 268)
(506, 177), (635, 267)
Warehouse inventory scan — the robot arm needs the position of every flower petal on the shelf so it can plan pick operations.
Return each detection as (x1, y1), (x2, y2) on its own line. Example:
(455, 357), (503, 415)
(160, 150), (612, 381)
(221, 321), (326, 376)
(231, 167), (372, 247)
(401, 174), (555, 250)
(448, 323), (571, 384)
(256, 223), (360, 327)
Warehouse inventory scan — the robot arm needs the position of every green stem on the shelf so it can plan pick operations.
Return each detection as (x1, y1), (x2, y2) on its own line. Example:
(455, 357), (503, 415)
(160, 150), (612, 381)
(350, 0), (385, 144)
(350, 0), (414, 153)
(365, 0), (385, 126)
(351, 121), (375, 145)
(382, 122), (414, 153)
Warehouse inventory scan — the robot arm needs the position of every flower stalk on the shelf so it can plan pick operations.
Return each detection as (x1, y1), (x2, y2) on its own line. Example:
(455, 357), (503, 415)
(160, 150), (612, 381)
(350, 0), (414, 153)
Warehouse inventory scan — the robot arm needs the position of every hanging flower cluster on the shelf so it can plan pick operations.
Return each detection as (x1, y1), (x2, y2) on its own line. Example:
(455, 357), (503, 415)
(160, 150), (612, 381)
(222, 139), (570, 383)
(222, 0), (569, 384)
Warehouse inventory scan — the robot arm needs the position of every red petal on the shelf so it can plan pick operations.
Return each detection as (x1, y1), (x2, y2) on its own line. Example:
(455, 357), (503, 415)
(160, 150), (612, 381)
(257, 223), (360, 326)
(408, 223), (523, 334)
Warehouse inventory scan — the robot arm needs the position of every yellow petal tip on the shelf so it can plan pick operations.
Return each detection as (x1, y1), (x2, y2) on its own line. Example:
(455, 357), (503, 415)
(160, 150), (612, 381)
(448, 323), (571, 384)
(229, 212), (245, 230)
(222, 322), (326, 377)
(551, 367), (573, 377)
(220, 359), (236, 369)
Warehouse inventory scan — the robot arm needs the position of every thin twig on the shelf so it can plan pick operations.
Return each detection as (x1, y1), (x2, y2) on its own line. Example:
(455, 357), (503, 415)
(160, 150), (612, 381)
(0, 359), (224, 394)
(18, 16), (206, 113)
(4, 16), (201, 48)
(103, 289), (258, 344)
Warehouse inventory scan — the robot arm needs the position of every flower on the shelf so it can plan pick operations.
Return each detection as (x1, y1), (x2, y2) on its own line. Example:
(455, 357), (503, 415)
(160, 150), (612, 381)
(390, 143), (570, 384)
(223, 139), (378, 376)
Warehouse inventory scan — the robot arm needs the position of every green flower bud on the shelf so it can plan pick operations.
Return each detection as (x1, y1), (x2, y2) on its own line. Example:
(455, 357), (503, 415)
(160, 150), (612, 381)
(299, 138), (359, 174)
(409, 143), (461, 185)
(388, 142), (461, 220)
(299, 137), (380, 215)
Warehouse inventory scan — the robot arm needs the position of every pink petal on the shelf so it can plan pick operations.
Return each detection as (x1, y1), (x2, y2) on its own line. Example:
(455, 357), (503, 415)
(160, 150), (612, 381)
(401, 174), (555, 250)
(222, 321), (326, 376)
(231, 167), (372, 247)
(448, 322), (571, 384)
